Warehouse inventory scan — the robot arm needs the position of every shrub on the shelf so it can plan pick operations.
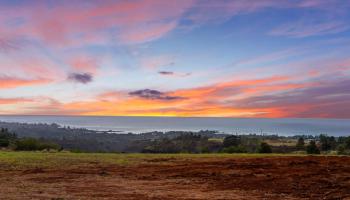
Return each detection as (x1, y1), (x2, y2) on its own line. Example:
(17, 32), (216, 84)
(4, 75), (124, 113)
(296, 137), (305, 149)
(258, 142), (272, 153)
(15, 138), (60, 151)
(345, 137), (350, 149)
(222, 145), (247, 153)
(223, 135), (241, 147)
(0, 139), (9, 147)
(337, 144), (350, 155)
(306, 140), (320, 154)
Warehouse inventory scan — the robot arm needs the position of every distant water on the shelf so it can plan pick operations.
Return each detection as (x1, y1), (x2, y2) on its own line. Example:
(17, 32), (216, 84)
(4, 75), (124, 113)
(0, 115), (349, 136)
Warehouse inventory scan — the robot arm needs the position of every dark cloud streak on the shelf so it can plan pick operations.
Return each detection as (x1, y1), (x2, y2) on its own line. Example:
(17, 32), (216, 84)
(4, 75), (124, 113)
(68, 73), (93, 84)
(129, 89), (184, 100)
(158, 71), (174, 75)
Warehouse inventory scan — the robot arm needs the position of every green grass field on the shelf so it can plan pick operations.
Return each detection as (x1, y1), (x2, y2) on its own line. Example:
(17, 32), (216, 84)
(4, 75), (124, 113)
(0, 151), (308, 170)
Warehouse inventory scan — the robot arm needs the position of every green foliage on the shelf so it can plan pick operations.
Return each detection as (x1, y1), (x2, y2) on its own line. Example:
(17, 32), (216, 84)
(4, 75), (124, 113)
(15, 138), (60, 151)
(222, 145), (247, 153)
(345, 137), (350, 149)
(258, 142), (272, 153)
(306, 140), (320, 154)
(336, 144), (350, 155)
(296, 137), (305, 149)
(223, 135), (241, 147)
(0, 128), (17, 147)
(319, 134), (337, 151)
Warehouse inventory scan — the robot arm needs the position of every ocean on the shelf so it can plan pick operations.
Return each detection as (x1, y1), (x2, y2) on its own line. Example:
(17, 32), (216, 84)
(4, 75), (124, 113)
(0, 115), (349, 136)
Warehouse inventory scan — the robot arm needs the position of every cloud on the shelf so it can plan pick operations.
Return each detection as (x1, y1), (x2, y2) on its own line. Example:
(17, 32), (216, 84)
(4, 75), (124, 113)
(129, 89), (184, 101)
(69, 56), (99, 75)
(47, 72), (350, 118)
(158, 71), (174, 75)
(269, 21), (349, 38)
(158, 71), (191, 77)
(67, 73), (93, 84)
(229, 78), (350, 118)
(1, 0), (349, 46)
(0, 76), (51, 89)
(0, 0), (195, 45)
(0, 97), (33, 104)
(119, 21), (178, 44)
(0, 37), (19, 52)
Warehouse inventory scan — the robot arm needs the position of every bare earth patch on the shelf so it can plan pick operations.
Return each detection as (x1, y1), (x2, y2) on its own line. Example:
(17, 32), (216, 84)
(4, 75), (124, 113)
(0, 155), (350, 199)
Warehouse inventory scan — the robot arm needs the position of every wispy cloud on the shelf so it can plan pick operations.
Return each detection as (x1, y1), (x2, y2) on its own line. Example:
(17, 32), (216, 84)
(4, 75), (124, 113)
(0, 97), (33, 104)
(68, 56), (100, 75)
(269, 21), (349, 38)
(230, 78), (350, 118)
(0, 37), (19, 52)
(0, 0), (195, 45)
(0, 76), (51, 89)
(158, 71), (191, 77)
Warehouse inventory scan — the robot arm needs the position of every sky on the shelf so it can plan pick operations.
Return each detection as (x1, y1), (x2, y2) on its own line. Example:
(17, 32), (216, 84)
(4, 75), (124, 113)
(0, 0), (350, 118)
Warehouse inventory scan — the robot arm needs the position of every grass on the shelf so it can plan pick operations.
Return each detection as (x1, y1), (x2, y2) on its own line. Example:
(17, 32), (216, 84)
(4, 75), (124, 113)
(0, 151), (310, 170)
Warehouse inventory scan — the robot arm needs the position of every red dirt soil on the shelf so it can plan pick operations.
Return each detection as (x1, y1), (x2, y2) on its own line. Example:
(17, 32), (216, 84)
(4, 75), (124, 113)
(1, 156), (350, 199)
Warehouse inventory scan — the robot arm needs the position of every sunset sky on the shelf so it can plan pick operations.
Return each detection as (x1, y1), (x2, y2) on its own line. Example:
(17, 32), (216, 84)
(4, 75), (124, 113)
(0, 0), (350, 118)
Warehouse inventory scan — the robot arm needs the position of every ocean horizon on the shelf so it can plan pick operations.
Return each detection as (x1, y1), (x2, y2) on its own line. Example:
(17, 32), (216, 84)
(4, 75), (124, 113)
(0, 115), (349, 136)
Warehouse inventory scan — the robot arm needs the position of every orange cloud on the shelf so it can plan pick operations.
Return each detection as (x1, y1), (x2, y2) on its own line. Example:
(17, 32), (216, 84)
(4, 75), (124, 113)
(0, 98), (34, 104)
(0, 76), (51, 89)
(8, 73), (350, 119)
(55, 75), (301, 117)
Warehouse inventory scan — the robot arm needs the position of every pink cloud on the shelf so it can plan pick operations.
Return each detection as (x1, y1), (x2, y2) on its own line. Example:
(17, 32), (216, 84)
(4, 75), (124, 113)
(0, 97), (34, 104)
(119, 21), (177, 44)
(2, 0), (347, 45)
(1, 0), (194, 45)
(69, 56), (99, 75)
(0, 76), (51, 89)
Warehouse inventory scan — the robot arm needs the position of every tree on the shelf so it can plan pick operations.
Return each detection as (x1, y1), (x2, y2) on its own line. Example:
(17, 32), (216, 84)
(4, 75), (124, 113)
(306, 140), (320, 154)
(319, 134), (336, 151)
(296, 137), (305, 149)
(0, 128), (17, 147)
(223, 135), (240, 148)
(345, 137), (350, 149)
(258, 142), (272, 153)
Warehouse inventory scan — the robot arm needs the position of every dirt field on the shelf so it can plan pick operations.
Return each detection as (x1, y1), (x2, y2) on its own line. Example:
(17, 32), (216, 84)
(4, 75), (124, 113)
(0, 153), (350, 200)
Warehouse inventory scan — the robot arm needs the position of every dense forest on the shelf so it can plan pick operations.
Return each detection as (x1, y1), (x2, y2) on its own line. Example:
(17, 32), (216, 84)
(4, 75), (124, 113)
(1, 121), (350, 154)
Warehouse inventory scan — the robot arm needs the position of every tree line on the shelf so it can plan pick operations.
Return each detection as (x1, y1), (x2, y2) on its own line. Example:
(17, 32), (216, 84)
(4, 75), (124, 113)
(0, 122), (350, 154)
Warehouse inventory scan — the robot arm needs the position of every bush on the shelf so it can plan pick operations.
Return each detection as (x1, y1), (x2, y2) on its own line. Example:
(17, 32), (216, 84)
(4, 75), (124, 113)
(306, 140), (320, 154)
(296, 137), (305, 149)
(337, 144), (350, 155)
(0, 139), (9, 147)
(258, 142), (272, 153)
(345, 137), (350, 149)
(15, 138), (60, 151)
(223, 135), (241, 148)
(222, 145), (247, 153)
